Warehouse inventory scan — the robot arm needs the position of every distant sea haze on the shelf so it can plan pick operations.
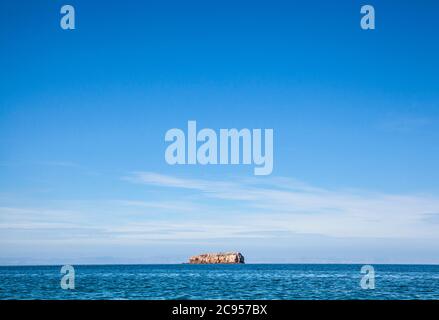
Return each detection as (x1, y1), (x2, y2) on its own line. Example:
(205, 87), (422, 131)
(1, 264), (438, 300)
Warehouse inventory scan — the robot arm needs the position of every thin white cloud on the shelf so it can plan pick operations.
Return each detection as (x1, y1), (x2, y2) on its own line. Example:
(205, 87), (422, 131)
(2, 173), (439, 247)
(123, 172), (439, 239)
(379, 116), (433, 133)
(114, 200), (201, 213)
(123, 171), (209, 190)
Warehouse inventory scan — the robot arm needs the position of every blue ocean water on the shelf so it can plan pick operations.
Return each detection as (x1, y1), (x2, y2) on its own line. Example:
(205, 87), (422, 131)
(0, 264), (438, 300)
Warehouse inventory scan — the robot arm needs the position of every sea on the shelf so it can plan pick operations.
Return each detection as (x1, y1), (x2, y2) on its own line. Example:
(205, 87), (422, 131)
(0, 264), (438, 300)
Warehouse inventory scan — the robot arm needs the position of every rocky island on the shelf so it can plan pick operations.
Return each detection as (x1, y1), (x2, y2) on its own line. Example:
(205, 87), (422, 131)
(189, 252), (245, 264)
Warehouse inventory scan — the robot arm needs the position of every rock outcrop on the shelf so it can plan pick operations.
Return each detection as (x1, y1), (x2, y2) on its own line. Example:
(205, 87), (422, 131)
(189, 252), (245, 264)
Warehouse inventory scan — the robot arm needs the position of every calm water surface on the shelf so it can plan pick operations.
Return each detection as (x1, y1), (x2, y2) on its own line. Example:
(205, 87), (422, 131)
(1, 264), (438, 300)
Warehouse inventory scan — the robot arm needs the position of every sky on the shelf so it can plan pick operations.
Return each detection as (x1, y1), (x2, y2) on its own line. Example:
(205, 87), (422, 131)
(1, 0), (439, 264)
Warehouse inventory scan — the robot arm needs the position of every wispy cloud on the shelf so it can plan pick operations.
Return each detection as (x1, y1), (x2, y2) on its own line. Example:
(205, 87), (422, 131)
(379, 116), (433, 133)
(123, 171), (210, 190)
(0, 160), (80, 168)
(123, 172), (439, 239)
(2, 173), (439, 249)
(422, 212), (439, 224)
(114, 200), (201, 213)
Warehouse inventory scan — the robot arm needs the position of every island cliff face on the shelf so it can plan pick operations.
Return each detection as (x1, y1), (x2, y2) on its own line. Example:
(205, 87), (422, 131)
(189, 252), (245, 264)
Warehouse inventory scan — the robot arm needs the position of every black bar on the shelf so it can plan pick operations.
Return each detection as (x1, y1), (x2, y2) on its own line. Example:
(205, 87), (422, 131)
(1, 300), (438, 318)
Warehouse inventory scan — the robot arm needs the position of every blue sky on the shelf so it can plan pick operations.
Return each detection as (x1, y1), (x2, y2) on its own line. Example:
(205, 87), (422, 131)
(1, 0), (439, 264)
